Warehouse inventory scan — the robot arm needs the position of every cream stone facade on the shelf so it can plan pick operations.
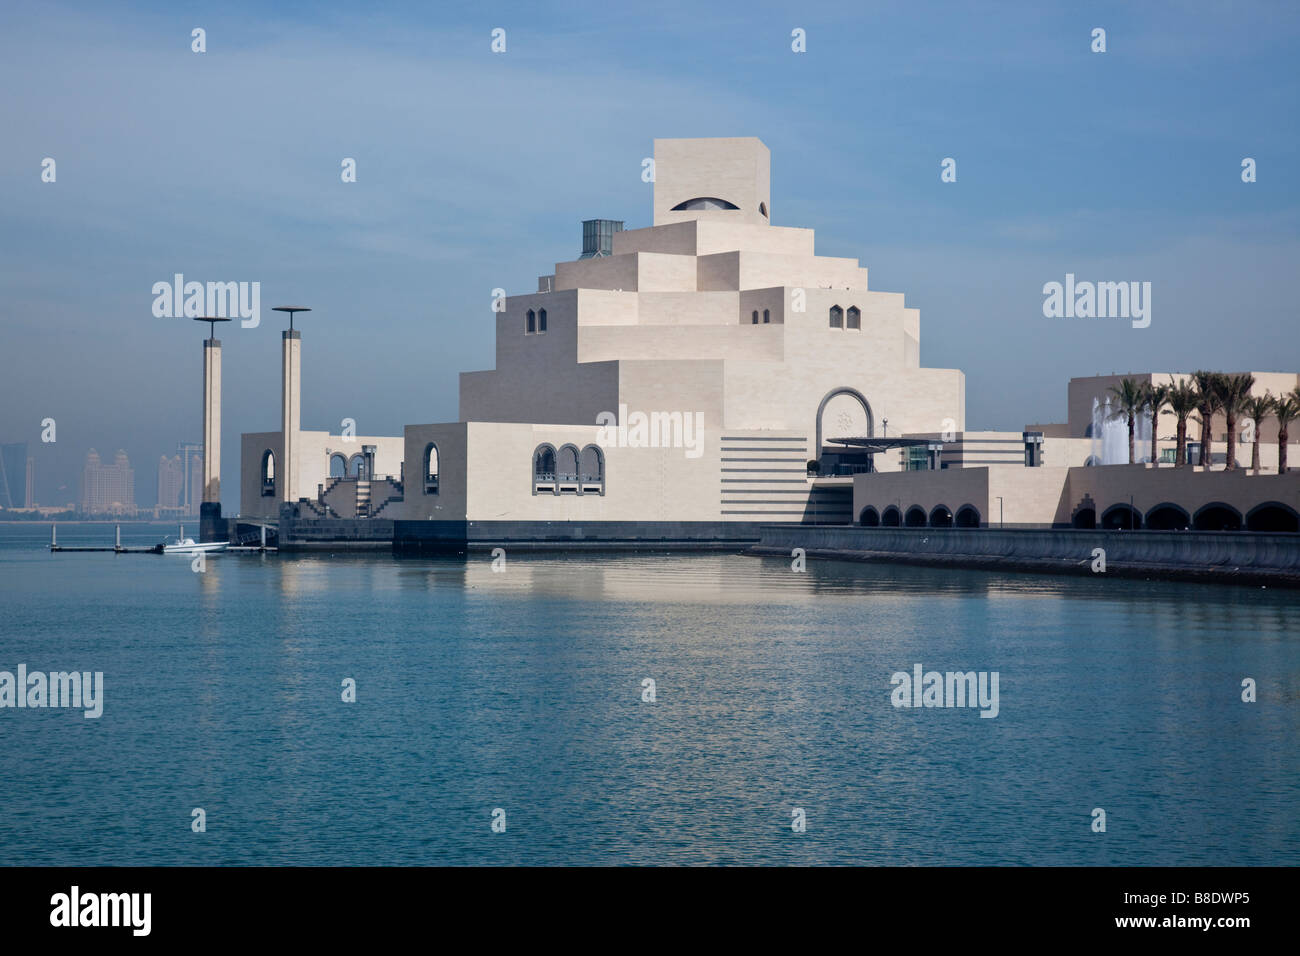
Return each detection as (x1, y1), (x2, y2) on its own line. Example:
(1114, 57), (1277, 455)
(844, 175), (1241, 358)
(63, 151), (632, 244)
(853, 463), (1300, 532)
(240, 430), (405, 521)
(854, 371), (1300, 531)
(234, 136), (1299, 548)
(386, 136), (964, 547)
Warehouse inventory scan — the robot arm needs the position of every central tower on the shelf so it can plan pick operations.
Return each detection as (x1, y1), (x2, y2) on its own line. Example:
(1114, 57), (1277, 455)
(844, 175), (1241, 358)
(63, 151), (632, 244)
(652, 137), (772, 228)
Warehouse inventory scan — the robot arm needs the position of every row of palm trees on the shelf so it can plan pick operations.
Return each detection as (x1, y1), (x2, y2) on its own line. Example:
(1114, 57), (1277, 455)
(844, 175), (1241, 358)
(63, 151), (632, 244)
(1106, 373), (1300, 471)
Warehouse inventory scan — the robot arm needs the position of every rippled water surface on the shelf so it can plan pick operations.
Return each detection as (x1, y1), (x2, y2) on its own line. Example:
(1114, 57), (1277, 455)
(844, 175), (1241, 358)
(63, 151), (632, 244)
(1, 522), (1296, 865)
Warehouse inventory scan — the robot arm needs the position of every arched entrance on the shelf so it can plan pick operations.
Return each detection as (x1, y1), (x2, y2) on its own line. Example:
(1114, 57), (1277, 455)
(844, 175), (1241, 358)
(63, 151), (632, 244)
(929, 505), (954, 528)
(1193, 502), (1242, 531)
(1246, 502), (1299, 532)
(1144, 503), (1190, 530)
(816, 387), (874, 451)
(1101, 504), (1141, 530)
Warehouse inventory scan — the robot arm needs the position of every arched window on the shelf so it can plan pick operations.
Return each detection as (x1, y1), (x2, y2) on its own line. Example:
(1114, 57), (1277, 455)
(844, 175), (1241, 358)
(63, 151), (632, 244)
(329, 453), (347, 478)
(859, 506), (880, 527)
(580, 444), (605, 495)
(829, 305), (843, 328)
(348, 454), (366, 478)
(929, 505), (954, 528)
(556, 445), (580, 490)
(904, 506), (927, 527)
(881, 506), (902, 527)
(763, 309), (770, 324)
(423, 443), (439, 494)
(751, 310), (759, 325)
(847, 306), (861, 330)
(955, 505), (980, 528)
(533, 444), (556, 494)
(538, 309), (547, 333)
(670, 197), (739, 211)
(260, 450), (276, 497)
(526, 309), (536, 334)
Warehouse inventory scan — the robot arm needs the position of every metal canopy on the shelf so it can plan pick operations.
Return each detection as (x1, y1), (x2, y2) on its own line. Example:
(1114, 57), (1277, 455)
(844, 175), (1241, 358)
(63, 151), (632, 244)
(825, 436), (940, 453)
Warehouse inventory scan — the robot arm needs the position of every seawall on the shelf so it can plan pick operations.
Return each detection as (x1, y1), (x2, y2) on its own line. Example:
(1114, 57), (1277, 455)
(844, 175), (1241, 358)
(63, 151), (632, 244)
(751, 526), (1300, 587)
(393, 519), (768, 552)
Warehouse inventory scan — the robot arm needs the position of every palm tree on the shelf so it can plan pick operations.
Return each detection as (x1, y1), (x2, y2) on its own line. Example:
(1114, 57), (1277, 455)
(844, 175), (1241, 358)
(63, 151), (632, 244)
(1191, 370), (1223, 467)
(1162, 380), (1198, 468)
(1216, 373), (1255, 470)
(1240, 393), (1274, 473)
(1107, 378), (1145, 465)
(1142, 381), (1169, 465)
(1275, 390), (1300, 474)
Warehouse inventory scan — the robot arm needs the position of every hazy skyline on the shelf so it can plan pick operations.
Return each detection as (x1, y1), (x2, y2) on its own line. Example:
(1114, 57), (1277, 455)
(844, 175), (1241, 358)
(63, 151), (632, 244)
(2, 0), (1298, 512)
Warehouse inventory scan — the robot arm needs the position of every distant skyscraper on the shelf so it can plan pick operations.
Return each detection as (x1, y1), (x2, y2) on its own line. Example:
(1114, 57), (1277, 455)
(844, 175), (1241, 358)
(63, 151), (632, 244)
(0, 442), (28, 510)
(81, 449), (135, 515)
(187, 455), (203, 515)
(25, 456), (34, 508)
(177, 441), (203, 514)
(158, 454), (185, 510)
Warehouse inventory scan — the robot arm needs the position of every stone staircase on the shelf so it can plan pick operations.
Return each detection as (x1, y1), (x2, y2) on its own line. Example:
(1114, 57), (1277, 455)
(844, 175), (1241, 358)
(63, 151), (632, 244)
(369, 479), (404, 518)
(355, 480), (372, 518)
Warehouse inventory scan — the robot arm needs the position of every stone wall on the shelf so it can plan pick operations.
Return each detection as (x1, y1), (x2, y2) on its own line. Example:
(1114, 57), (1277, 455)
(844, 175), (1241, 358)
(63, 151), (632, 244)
(753, 525), (1300, 586)
(278, 504), (394, 551)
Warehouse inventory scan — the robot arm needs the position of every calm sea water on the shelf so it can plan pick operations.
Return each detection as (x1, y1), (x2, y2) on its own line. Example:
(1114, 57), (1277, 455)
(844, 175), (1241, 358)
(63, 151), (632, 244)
(0, 522), (1296, 866)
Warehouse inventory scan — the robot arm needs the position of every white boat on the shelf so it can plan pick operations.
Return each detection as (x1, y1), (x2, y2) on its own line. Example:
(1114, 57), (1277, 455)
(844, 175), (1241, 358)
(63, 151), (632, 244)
(161, 525), (227, 555)
(163, 537), (228, 555)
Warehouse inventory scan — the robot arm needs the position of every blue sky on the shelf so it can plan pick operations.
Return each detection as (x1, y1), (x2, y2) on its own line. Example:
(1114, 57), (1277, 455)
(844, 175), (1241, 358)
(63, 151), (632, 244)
(1, 0), (1297, 510)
